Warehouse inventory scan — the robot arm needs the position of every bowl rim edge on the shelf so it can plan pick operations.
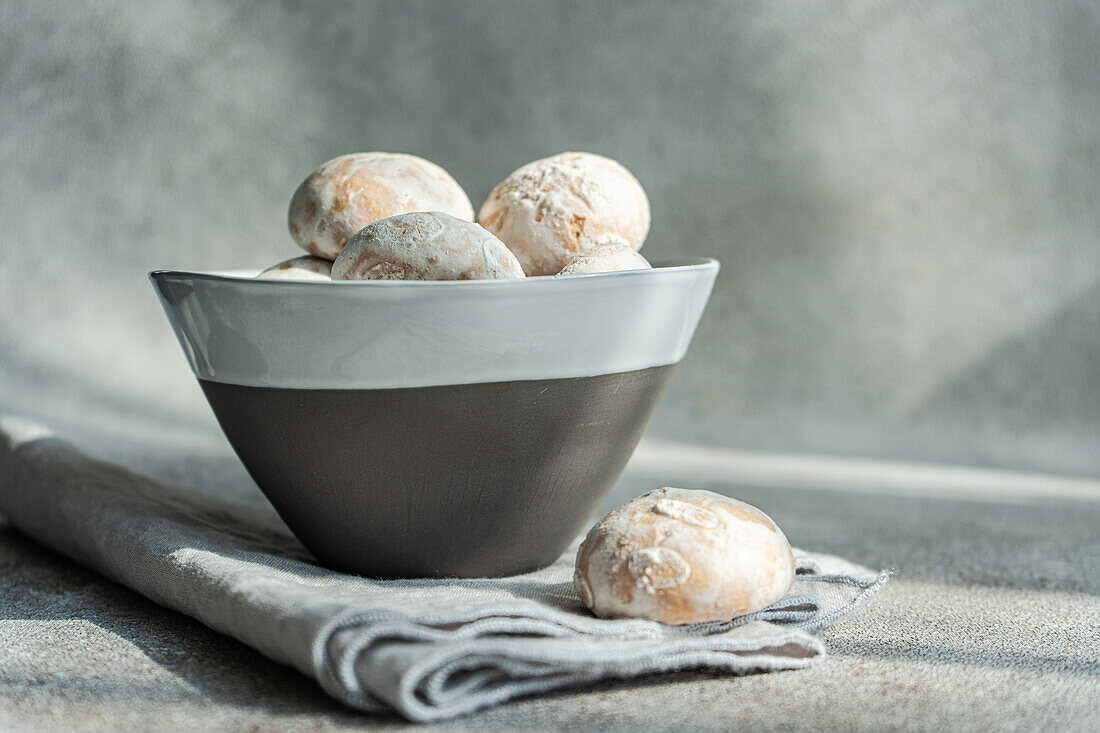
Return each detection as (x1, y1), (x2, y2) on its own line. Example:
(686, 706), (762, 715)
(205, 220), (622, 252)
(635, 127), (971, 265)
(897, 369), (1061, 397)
(149, 257), (720, 287)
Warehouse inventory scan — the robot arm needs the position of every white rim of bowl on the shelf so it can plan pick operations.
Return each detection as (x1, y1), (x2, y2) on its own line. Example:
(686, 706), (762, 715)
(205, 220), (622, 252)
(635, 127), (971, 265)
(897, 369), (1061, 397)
(149, 258), (719, 287)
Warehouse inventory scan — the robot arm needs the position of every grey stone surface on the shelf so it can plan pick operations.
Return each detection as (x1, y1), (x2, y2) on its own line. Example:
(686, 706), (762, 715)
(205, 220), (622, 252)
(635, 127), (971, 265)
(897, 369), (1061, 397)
(1, 433), (1098, 731)
(2, 0), (1098, 476)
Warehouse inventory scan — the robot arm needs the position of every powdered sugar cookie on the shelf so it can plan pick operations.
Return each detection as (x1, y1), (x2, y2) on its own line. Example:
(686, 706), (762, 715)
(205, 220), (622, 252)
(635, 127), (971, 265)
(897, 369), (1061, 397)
(288, 153), (474, 260)
(331, 211), (525, 281)
(557, 242), (651, 276)
(478, 152), (650, 276)
(256, 255), (332, 281)
(575, 488), (795, 625)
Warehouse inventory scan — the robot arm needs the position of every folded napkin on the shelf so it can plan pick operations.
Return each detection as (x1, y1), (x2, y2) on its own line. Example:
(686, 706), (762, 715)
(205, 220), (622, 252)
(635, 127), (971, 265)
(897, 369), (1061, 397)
(0, 416), (889, 722)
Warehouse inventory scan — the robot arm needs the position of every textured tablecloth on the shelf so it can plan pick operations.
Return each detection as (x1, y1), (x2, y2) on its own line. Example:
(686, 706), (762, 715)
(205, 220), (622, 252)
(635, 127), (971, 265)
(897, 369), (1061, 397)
(0, 416), (887, 722)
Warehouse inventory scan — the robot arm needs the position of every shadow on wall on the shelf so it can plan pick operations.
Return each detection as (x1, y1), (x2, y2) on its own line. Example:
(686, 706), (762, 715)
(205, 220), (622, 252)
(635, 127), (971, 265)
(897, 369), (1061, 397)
(654, 274), (1100, 478)
(0, 342), (223, 457)
(1, 1), (1098, 477)
(909, 279), (1100, 475)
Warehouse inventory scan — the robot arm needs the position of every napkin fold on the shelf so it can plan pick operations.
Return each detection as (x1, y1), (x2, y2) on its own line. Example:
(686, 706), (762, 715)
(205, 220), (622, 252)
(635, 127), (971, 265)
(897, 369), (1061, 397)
(0, 416), (888, 722)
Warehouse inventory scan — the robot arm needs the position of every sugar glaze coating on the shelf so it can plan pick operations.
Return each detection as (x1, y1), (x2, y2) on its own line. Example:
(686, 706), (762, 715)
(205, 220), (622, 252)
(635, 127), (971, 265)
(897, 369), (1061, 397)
(256, 255), (333, 281)
(288, 152), (474, 260)
(575, 488), (795, 624)
(557, 242), (651, 276)
(331, 211), (525, 281)
(478, 152), (650, 276)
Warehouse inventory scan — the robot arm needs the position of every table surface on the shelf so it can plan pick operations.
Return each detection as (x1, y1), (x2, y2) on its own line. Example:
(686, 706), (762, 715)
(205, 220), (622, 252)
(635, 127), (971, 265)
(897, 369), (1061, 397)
(2, 434), (1098, 732)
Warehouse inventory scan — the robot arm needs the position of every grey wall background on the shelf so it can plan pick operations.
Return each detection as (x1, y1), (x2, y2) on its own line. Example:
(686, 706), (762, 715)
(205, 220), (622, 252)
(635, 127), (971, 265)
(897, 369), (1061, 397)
(2, 0), (1098, 476)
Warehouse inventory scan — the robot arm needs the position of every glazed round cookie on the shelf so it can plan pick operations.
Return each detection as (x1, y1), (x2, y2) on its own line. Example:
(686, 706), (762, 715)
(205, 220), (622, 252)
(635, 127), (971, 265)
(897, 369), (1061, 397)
(478, 152), (650, 276)
(331, 211), (525, 281)
(557, 242), (651, 276)
(256, 255), (332, 281)
(288, 153), (474, 260)
(574, 488), (795, 625)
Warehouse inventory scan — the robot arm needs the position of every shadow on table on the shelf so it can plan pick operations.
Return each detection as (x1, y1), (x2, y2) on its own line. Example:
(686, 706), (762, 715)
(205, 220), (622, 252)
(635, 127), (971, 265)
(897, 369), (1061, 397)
(0, 523), (392, 722)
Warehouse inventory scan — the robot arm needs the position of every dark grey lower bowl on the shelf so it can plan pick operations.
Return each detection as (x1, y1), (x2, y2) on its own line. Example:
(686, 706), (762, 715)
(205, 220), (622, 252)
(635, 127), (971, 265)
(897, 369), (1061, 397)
(200, 365), (674, 578)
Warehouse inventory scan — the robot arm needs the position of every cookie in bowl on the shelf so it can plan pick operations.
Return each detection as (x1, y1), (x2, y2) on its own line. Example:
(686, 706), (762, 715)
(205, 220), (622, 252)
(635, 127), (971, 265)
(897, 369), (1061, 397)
(288, 152), (474, 260)
(331, 212), (525, 281)
(557, 242), (651, 276)
(256, 255), (333, 281)
(478, 152), (650, 276)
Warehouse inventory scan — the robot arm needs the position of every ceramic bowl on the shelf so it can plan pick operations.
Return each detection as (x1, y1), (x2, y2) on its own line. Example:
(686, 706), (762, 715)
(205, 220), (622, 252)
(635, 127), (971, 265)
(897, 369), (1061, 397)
(150, 259), (718, 578)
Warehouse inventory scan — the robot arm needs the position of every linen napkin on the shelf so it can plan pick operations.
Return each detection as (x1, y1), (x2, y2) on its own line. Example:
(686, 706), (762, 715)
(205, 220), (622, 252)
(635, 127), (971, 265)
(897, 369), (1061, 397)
(0, 416), (889, 722)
